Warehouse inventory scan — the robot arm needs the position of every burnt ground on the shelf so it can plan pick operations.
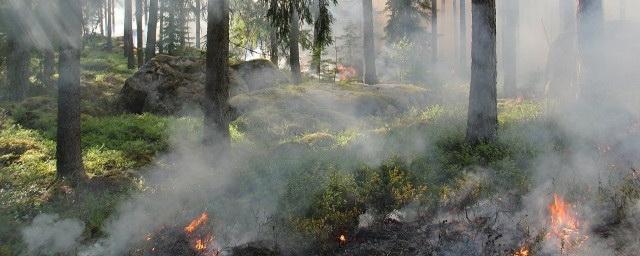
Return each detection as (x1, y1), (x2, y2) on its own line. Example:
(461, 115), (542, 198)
(327, 217), (530, 256)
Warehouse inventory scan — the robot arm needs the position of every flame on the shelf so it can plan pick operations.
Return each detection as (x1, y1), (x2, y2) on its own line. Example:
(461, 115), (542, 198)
(194, 239), (207, 251)
(547, 194), (588, 253)
(338, 234), (347, 244)
(184, 212), (209, 234)
(337, 64), (357, 81)
(512, 246), (529, 256)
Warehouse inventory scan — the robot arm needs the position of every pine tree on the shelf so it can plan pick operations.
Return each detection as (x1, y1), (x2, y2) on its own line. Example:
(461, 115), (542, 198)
(136, 0), (144, 67)
(466, 0), (497, 143)
(204, 0), (231, 145)
(146, 0), (158, 61)
(125, 0), (135, 68)
(57, 0), (87, 182)
(362, 0), (377, 84)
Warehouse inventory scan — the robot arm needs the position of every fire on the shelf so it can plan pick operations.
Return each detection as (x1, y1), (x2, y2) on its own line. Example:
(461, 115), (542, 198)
(184, 212), (209, 234)
(194, 238), (207, 251)
(338, 234), (347, 244)
(337, 64), (357, 81)
(547, 194), (588, 253)
(512, 246), (529, 256)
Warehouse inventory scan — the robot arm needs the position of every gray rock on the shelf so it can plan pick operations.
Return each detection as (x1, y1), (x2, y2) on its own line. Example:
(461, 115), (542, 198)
(119, 55), (288, 115)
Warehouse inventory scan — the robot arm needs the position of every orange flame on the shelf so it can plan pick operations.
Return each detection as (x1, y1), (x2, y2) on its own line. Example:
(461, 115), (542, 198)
(512, 246), (529, 256)
(194, 239), (207, 251)
(184, 213), (209, 234)
(338, 234), (347, 244)
(547, 194), (588, 253)
(337, 64), (357, 81)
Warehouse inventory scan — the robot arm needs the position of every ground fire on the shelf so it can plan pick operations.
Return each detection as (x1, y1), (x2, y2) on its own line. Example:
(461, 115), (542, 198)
(546, 194), (589, 254)
(137, 212), (219, 256)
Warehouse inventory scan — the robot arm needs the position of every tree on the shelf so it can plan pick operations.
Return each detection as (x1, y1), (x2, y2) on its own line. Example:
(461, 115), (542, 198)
(362, 0), (377, 84)
(2, 1), (32, 101)
(106, 0), (113, 49)
(265, 0), (312, 84)
(311, 0), (337, 78)
(57, 0), (86, 181)
(204, 0), (231, 145)
(466, 0), (497, 143)
(577, 0), (604, 103)
(384, 0), (429, 43)
(269, 0), (278, 65)
(193, 0), (201, 49)
(125, 0), (135, 69)
(136, 0), (144, 67)
(289, 3), (302, 84)
(502, 0), (518, 97)
(161, 0), (190, 55)
(431, 0), (438, 63)
(146, 0), (158, 62)
(459, 0), (467, 73)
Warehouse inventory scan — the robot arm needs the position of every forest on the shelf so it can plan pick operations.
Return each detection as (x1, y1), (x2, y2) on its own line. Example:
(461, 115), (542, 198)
(0, 0), (639, 255)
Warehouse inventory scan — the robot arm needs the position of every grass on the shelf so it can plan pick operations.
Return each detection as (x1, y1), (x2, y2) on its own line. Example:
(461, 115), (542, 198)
(0, 36), (550, 254)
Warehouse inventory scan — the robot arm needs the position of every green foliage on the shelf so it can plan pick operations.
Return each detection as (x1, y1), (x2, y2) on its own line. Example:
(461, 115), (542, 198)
(355, 158), (427, 215)
(82, 114), (170, 166)
(384, 0), (430, 43)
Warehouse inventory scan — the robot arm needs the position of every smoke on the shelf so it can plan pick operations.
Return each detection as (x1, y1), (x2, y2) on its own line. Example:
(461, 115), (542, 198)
(12, 0), (640, 255)
(21, 214), (85, 255)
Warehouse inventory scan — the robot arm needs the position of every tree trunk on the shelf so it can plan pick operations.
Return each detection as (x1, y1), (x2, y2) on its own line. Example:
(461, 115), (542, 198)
(502, 0), (518, 97)
(195, 0), (201, 49)
(57, 0), (86, 182)
(289, 4), (302, 84)
(158, 0), (164, 53)
(99, 0), (105, 36)
(125, 0), (135, 69)
(42, 50), (56, 88)
(107, 0), (113, 49)
(577, 0), (604, 103)
(146, 0), (158, 62)
(204, 0), (231, 145)
(269, 0), (278, 65)
(431, 0), (438, 63)
(136, 0), (144, 67)
(459, 0), (468, 74)
(6, 32), (30, 101)
(362, 0), (377, 85)
(466, 0), (497, 144)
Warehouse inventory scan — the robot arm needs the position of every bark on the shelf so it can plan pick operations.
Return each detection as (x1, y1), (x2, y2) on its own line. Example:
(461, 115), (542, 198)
(466, 0), (497, 143)
(6, 31), (30, 101)
(158, 0), (164, 53)
(289, 4), (302, 84)
(106, 0), (112, 49)
(269, 0), (278, 65)
(125, 0), (136, 69)
(195, 0), (201, 49)
(204, 0), (231, 145)
(502, 0), (518, 97)
(459, 0), (468, 73)
(362, 0), (377, 85)
(136, 0), (144, 67)
(431, 0), (438, 63)
(57, 0), (86, 181)
(146, 0), (158, 62)
(42, 50), (56, 87)
(577, 0), (604, 103)
(99, 0), (105, 36)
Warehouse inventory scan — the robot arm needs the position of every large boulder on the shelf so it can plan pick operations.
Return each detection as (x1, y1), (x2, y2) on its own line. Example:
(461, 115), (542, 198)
(119, 55), (288, 115)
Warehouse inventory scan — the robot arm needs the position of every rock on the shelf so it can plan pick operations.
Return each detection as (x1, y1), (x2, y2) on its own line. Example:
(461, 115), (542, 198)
(119, 55), (288, 115)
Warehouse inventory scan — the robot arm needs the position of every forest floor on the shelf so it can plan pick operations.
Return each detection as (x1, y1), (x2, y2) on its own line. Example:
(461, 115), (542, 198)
(1, 39), (636, 256)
